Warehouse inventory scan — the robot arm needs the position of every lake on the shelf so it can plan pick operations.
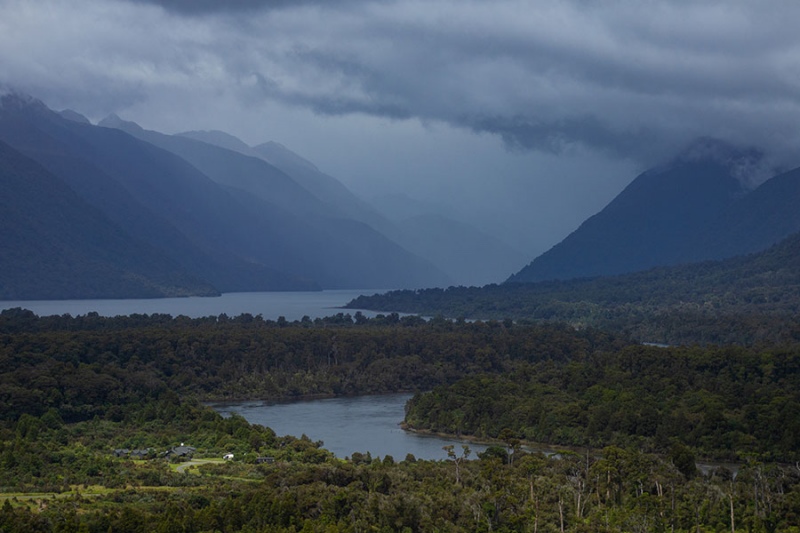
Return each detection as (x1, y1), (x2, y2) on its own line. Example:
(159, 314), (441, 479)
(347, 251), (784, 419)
(0, 290), (390, 321)
(210, 393), (488, 461)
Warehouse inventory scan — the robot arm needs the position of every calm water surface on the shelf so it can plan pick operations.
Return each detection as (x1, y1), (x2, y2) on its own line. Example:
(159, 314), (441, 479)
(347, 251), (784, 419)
(210, 393), (488, 461)
(3, 293), (736, 470)
(0, 290), (388, 321)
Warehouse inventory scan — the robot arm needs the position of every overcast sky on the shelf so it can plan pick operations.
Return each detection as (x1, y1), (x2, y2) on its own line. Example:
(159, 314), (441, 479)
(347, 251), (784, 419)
(2, 0), (800, 256)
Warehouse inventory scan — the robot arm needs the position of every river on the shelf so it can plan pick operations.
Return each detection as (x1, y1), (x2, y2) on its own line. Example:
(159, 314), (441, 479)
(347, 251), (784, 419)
(210, 393), (488, 461)
(3, 291), (477, 460)
(3, 292), (738, 471)
(210, 395), (741, 473)
(0, 290), (388, 321)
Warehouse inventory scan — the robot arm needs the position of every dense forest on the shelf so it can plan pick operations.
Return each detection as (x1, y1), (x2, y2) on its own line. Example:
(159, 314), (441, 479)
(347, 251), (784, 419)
(6, 400), (800, 532)
(0, 308), (626, 415)
(405, 344), (800, 462)
(346, 231), (800, 346)
(2, 310), (800, 530)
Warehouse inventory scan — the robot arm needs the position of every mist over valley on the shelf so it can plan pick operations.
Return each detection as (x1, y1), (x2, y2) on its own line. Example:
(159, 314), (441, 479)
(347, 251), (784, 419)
(3, 3), (800, 531)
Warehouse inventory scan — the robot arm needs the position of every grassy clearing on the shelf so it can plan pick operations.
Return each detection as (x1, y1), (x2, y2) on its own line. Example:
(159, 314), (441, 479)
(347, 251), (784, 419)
(0, 485), (114, 508)
(171, 458), (224, 473)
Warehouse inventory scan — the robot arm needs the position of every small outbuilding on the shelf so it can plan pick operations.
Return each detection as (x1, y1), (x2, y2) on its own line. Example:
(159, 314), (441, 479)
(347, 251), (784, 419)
(130, 448), (153, 459)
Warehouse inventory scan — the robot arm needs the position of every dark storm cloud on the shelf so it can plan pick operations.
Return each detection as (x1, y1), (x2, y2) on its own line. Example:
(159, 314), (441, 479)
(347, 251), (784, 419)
(4, 0), (800, 167)
(200, 0), (800, 165)
(129, 0), (343, 15)
(246, 48), (415, 120)
(17, 0), (800, 256)
(464, 115), (660, 160)
(249, 69), (413, 119)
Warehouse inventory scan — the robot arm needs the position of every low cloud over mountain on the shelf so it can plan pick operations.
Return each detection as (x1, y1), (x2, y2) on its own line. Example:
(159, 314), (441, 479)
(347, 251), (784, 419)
(4, 1), (800, 257)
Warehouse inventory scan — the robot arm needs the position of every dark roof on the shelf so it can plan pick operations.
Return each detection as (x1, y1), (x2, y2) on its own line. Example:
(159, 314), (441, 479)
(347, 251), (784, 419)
(130, 448), (152, 457)
(168, 445), (196, 456)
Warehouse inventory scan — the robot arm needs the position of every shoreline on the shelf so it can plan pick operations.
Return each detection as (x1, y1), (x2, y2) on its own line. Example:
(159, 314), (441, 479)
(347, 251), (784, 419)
(401, 424), (745, 472)
(401, 424), (591, 457)
(205, 390), (419, 407)
(208, 393), (747, 471)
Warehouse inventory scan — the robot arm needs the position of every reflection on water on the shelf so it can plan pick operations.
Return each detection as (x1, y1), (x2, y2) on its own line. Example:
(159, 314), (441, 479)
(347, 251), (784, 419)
(210, 393), (488, 461)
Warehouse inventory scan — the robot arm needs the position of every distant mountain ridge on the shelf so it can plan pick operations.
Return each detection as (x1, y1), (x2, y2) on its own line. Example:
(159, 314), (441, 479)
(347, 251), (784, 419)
(0, 93), (317, 294)
(179, 130), (528, 286)
(99, 115), (450, 289)
(0, 92), (452, 299)
(510, 138), (798, 283)
(10, 90), (796, 301)
(177, 129), (390, 230)
(390, 214), (528, 286)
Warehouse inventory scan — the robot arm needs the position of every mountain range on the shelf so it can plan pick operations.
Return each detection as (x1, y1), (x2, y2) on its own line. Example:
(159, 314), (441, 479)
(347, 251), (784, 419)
(510, 138), (800, 283)
(174, 129), (528, 286)
(345, 135), (800, 343)
(3, 90), (800, 301)
(0, 91), (534, 299)
(93, 113), (451, 291)
(347, 223), (800, 344)
(0, 92), (455, 298)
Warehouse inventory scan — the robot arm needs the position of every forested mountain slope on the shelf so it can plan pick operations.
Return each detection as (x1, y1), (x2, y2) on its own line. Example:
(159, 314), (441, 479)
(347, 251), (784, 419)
(0, 140), (217, 299)
(0, 92), (450, 296)
(511, 139), (753, 283)
(682, 164), (800, 262)
(0, 93), (316, 293)
(348, 230), (800, 345)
